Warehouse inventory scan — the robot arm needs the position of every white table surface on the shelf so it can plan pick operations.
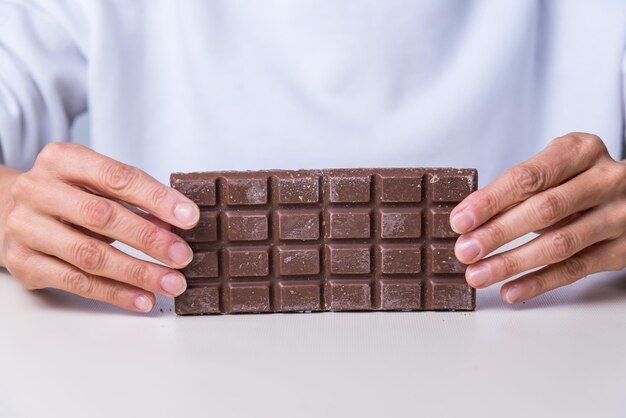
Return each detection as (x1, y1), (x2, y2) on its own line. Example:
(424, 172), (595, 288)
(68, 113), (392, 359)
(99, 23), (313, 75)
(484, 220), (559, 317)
(2, 250), (626, 418)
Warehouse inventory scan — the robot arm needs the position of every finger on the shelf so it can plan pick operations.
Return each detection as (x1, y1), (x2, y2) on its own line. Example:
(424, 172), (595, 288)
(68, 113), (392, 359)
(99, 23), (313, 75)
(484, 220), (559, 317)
(533, 212), (583, 235)
(35, 142), (199, 229)
(136, 212), (172, 231)
(16, 251), (156, 313)
(464, 201), (625, 288)
(71, 224), (116, 244)
(116, 200), (172, 230)
(500, 235), (626, 303)
(31, 181), (192, 268)
(449, 133), (607, 234)
(24, 214), (188, 297)
(455, 164), (617, 263)
(71, 214), (170, 244)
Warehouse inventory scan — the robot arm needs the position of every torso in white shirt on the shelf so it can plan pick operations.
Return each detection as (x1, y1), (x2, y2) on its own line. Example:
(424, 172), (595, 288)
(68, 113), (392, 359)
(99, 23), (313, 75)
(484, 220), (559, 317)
(0, 0), (625, 185)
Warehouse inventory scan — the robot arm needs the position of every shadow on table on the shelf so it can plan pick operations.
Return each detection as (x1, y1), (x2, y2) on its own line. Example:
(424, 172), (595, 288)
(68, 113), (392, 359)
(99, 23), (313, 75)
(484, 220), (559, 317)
(478, 270), (626, 311)
(29, 288), (175, 317)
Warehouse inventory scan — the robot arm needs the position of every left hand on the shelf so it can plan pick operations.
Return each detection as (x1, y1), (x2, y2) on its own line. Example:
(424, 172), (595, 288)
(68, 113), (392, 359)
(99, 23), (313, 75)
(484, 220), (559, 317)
(449, 132), (626, 304)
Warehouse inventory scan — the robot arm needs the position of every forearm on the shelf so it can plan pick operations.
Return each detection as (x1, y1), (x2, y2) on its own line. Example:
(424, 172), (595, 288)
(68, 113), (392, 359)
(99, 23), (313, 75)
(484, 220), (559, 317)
(0, 164), (21, 267)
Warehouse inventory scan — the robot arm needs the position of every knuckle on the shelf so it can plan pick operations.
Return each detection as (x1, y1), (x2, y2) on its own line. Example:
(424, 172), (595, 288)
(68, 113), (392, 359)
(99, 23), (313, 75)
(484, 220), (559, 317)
(21, 279), (39, 291)
(574, 133), (607, 157)
(3, 249), (19, 271)
(534, 191), (568, 224)
(604, 161), (626, 186)
(21, 273), (45, 291)
(70, 240), (108, 272)
(597, 240), (626, 271)
(551, 134), (574, 147)
(128, 263), (151, 289)
(499, 253), (520, 277)
(5, 208), (32, 239)
(104, 284), (124, 306)
(608, 255), (626, 272)
(61, 269), (94, 296)
(101, 162), (138, 193)
(4, 213), (23, 237)
(9, 175), (35, 200)
(148, 185), (170, 209)
(476, 191), (499, 213)
(484, 220), (507, 247)
(137, 224), (162, 252)
(80, 198), (115, 229)
(550, 230), (580, 259)
(561, 257), (590, 279)
(513, 164), (547, 195)
(36, 142), (67, 166)
(4, 248), (26, 277)
(533, 274), (551, 295)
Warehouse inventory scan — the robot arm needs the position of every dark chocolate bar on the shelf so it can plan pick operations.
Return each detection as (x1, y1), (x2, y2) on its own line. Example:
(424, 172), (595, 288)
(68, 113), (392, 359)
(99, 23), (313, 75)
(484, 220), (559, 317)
(171, 168), (477, 315)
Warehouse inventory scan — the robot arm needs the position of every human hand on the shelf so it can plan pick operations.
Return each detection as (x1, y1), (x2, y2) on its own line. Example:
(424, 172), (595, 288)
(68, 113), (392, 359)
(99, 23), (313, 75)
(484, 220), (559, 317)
(450, 133), (626, 304)
(0, 143), (199, 312)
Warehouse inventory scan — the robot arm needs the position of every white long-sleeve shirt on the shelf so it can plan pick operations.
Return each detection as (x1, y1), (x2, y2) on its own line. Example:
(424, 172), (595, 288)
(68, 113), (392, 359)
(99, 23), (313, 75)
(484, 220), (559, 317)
(1, 0), (625, 185)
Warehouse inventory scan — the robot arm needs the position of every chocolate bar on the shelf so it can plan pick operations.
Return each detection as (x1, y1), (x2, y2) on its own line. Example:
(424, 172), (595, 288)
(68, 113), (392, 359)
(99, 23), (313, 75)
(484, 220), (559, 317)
(171, 168), (477, 315)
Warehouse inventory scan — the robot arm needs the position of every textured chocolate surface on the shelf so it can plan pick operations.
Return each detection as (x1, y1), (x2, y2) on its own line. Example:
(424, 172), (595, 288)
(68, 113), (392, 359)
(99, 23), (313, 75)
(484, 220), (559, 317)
(171, 168), (477, 315)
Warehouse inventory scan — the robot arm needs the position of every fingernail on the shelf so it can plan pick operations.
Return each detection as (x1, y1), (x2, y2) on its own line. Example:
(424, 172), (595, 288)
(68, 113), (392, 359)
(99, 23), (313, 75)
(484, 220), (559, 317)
(134, 295), (153, 312)
(467, 264), (490, 287)
(450, 211), (474, 233)
(456, 238), (481, 262)
(174, 202), (199, 225)
(161, 273), (187, 296)
(505, 284), (524, 303)
(168, 241), (193, 266)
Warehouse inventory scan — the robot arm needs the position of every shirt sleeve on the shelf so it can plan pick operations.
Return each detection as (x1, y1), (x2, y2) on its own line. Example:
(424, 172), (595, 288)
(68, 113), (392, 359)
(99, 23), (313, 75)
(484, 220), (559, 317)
(0, 0), (87, 171)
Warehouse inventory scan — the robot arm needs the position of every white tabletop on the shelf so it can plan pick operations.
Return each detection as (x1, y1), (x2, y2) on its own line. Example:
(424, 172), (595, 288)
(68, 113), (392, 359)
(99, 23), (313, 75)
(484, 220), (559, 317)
(2, 256), (626, 418)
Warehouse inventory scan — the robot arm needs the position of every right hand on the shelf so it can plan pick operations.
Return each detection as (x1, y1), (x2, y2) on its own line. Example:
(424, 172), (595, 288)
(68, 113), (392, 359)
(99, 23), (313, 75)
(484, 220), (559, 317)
(0, 142), (200, 313)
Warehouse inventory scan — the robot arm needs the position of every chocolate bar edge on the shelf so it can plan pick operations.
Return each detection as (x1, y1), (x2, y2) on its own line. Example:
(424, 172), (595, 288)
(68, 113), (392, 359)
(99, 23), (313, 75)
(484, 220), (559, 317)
(171, 167), (478, 315)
